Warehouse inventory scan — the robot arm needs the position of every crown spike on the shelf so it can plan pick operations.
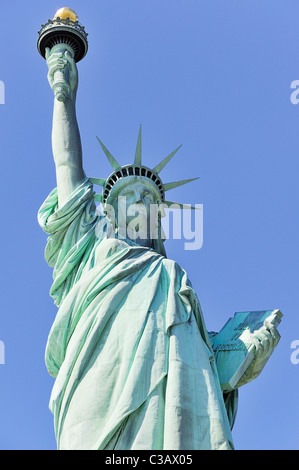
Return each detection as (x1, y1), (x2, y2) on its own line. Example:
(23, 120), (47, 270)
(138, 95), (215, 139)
(164, 200), (201, 210)
(134, 125), (142, 165)
(152, 145), (182, 174)
(89, 177), (106, 186)
(163, 177), (199, 192)
(96, 136), (121, 171)
(94, 194), (103, 202)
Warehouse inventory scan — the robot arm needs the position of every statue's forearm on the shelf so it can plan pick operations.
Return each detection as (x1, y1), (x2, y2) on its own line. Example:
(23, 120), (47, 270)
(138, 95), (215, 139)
(52, 98), (85, 207)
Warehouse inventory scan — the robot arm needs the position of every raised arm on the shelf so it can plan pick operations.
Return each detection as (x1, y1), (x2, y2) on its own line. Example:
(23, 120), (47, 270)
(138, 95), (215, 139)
(46, 47), (86, 207)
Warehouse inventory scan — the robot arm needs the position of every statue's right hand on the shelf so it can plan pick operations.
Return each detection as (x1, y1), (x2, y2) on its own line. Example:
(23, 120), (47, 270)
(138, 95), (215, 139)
(45, 47), (78, 102)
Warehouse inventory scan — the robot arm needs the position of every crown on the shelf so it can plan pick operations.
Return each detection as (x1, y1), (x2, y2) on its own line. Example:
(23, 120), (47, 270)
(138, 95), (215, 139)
(90, 126), (199, 209)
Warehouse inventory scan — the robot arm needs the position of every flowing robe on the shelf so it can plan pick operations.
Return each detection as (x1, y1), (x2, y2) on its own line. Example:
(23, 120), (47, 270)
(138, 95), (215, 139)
(38, 179), (237, 450)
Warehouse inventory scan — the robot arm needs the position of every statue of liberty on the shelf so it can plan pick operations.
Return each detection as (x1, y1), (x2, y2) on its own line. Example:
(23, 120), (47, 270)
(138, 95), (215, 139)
(38, 9), (281, 451)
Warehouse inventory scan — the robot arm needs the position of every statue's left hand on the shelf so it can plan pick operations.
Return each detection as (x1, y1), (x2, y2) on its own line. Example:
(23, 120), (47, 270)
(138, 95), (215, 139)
(250, 319), (280, 362)
(236, 320), (280, 387)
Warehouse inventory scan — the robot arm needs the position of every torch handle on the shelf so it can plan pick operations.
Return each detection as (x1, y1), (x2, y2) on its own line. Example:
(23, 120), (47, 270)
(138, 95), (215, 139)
(51, 44), (75, 102)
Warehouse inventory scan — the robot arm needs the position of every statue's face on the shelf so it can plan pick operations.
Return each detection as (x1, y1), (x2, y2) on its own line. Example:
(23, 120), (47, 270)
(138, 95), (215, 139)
(117, 181), (156, 213)
(105, 178), (161, 246)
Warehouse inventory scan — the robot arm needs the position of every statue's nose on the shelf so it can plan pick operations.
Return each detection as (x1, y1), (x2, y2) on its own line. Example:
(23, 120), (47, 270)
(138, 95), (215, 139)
(132, 191), (142, 204)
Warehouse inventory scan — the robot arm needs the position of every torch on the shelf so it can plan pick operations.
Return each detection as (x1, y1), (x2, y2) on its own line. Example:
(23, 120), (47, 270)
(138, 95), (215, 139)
(37, 7), (88, 101)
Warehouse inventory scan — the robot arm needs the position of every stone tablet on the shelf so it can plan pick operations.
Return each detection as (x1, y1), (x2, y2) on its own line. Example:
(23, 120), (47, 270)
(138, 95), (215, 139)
(212, 309), (283, 391)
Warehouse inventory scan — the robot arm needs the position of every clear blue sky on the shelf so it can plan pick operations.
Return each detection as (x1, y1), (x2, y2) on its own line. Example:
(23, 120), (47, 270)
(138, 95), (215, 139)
(0, 0), (298, 450)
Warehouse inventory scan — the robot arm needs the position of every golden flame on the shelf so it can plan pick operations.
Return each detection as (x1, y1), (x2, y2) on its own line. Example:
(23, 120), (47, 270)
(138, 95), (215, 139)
(53, 7), (79, 22)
